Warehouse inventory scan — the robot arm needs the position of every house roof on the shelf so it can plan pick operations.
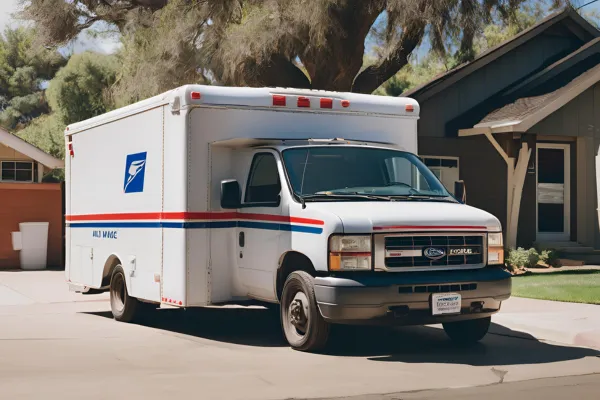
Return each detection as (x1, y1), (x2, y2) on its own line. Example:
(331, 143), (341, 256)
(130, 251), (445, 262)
(403, 7), (599, 102)
(0, 128), (64, 169)
(459, 61), (600, 136)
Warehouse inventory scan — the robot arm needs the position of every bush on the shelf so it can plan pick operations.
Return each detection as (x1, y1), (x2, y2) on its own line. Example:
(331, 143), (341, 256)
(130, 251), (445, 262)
(539, 249), (561, 267)
(506, 247), (540, 272)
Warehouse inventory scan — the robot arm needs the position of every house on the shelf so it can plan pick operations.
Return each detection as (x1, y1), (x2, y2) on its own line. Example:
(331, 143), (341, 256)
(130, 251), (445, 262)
(406, 7), (600, 257)
(0, 127), (64, 269)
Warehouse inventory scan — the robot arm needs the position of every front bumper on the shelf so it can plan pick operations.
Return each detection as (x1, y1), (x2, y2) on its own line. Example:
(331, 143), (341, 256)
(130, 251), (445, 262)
(314, 267), (511, 325)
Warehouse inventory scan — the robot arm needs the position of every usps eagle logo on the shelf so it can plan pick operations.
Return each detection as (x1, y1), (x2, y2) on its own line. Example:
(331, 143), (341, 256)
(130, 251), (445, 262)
(123, 152), (147, 193)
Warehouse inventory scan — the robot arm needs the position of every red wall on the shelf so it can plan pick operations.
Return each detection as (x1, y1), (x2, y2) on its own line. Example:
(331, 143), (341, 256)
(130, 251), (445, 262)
(0, 183), (63, 269)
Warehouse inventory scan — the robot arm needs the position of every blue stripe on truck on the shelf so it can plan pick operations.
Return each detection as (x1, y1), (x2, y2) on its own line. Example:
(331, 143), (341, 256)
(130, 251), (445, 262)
(67, 221), (323, 234)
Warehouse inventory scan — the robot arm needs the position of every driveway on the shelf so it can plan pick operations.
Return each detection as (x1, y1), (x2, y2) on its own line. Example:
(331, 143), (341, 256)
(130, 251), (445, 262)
(0, 270), (599, 400)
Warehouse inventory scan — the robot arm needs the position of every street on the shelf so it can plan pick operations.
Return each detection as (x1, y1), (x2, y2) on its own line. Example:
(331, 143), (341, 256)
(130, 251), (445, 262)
(0, 271), (599, 400)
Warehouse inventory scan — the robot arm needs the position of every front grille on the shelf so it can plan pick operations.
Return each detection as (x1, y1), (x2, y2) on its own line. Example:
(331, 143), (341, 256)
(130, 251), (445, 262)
(384, 235), (484, 268)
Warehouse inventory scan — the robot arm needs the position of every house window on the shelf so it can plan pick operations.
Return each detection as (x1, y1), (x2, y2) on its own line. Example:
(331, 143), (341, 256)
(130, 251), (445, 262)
(421, 156), (459, 194)
(1, 161), (34, 182)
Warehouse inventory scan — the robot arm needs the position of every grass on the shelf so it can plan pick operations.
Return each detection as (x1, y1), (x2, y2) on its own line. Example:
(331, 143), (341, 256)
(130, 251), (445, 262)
(511, 270), (600, 305)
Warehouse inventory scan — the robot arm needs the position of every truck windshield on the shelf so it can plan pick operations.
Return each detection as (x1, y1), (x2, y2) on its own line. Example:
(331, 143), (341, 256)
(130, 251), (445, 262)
(281, 146), (452, 199)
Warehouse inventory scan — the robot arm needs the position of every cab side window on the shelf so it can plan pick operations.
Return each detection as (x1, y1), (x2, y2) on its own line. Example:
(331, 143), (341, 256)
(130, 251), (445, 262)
(245, 153), (281, 205)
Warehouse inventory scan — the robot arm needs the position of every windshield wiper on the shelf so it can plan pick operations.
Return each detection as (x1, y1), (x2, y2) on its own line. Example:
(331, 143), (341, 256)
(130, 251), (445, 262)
(391, 194), (456, 202)
(384, 181), (412, 187)
(300, 193), (393, 202)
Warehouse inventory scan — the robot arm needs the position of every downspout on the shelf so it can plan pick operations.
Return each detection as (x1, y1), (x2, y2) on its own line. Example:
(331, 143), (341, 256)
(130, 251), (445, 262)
(484, 130), (515, 247)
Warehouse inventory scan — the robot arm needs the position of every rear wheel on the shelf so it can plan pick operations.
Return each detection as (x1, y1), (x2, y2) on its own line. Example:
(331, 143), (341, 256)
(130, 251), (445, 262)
(443, 316), (491, 345)
(109, 265), (150, 322)
(280, 271), (330, 352)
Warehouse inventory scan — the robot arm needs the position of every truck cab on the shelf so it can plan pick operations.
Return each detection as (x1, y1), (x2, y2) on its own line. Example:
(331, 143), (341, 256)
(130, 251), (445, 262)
(214, 138), (510, 351)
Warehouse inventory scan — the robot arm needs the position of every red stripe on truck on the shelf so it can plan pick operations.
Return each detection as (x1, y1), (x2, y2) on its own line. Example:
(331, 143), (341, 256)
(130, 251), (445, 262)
(65, 212), (324, 226)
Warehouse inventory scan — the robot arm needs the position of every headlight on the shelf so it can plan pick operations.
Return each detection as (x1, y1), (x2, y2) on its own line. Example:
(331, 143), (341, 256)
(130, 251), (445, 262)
(487, 232), (504, 265)
(329, 235), (372, 271)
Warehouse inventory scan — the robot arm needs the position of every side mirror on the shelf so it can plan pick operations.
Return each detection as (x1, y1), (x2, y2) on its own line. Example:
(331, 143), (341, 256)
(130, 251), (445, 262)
(454, 180), (466, 204)
(221, 179), (241, 209)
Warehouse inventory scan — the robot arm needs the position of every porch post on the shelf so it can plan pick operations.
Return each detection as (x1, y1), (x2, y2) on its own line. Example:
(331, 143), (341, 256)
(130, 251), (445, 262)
(508, 143), (531, 249)
(484, 131), (518, 248)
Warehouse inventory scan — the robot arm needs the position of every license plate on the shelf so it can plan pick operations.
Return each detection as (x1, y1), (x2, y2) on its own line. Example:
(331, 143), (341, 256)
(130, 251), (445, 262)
(432, 293), (462, 315)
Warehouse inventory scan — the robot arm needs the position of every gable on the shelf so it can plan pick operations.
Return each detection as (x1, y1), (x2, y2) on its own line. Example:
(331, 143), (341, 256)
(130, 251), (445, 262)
(407, 8), (598, 102)
(0, 142), (35, 161)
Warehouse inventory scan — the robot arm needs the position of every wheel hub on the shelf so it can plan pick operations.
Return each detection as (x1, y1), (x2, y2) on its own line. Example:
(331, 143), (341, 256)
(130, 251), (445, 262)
(288, 292), (309, 331)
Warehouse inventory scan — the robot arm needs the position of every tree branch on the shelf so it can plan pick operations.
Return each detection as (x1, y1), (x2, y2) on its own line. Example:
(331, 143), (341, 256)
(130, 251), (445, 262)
(352, 19), (426, 94)
(247, 54), (312, 89)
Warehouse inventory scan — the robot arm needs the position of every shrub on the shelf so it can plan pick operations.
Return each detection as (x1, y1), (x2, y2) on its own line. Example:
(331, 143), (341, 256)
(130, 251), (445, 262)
(505, 247), (540, 272)
(539, 249), (561, 267)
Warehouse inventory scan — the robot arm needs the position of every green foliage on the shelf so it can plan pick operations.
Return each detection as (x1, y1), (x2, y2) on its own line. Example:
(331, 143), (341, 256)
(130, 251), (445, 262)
(16, 113), (66, 160)
(539, 249), (561, 267)
(47, 52), (118, 125)
(474, 2), (547, 54)
(374, 51), (455, 96)
(506, 247), (540, 271)
(0, 27), (67, 129)
(110, 0), (209, 108)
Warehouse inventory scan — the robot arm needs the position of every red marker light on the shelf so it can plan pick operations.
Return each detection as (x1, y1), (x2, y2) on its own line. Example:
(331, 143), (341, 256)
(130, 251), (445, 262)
(273, 95), (286, 106)
(320, 98), (333, 109)
(405, 104), (414, 112)
(341, 100), (350, 108)
(297, 96), (310, 108)
(190, 91), (201, 100)
(68, 143), (74, 157)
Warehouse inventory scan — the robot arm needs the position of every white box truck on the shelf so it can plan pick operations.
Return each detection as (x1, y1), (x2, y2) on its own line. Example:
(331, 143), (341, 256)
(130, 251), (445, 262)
(65, 85), (511, 351)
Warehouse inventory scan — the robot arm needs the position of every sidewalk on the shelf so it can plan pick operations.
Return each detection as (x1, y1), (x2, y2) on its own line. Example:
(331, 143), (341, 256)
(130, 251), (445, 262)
(492, 297), (600, 350)
(0, 269), (107, 305)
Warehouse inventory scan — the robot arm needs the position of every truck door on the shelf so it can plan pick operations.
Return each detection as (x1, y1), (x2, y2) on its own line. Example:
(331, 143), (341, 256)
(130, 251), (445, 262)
(237, 151), (283, 301)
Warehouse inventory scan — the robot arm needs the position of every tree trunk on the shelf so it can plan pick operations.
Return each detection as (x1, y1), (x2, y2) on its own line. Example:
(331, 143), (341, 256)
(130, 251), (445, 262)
(352, 21), (426, 94)
(254, 55), (312, 89)
(305, 1), (383, 92)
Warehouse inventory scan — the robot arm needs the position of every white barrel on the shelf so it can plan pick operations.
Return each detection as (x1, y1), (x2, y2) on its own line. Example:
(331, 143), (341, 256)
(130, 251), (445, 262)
(18, 222), (50, 270)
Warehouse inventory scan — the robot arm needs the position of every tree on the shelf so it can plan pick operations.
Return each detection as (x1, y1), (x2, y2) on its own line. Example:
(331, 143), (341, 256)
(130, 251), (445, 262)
(16, 113), (65, 160)
(46, 52), (118, 125)
(0, 27), (67, 129)
(375, 0), (566, 96)
(109, 0), (210, 108)
(21, 0), (562, 94)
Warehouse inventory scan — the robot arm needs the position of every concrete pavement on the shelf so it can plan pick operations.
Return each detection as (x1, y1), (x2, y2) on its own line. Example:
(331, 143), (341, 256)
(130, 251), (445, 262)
(310, 374), (600, 399)
(492, 297), (600, 351)
(0, 270), (599, 400)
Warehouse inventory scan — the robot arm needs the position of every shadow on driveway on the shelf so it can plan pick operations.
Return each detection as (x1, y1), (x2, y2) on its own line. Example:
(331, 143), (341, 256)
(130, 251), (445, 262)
(83, 306), (600, 365)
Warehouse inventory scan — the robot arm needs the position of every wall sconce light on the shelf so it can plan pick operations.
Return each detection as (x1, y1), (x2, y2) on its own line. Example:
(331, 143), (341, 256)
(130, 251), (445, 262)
(527, 158), (535, 174)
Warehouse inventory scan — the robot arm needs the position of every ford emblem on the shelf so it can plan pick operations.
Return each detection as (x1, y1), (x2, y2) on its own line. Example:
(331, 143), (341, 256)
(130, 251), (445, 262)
(424, 247), (446, 260)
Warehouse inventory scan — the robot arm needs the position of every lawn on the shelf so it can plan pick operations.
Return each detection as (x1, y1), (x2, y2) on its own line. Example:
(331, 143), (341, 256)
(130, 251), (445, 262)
(511, 270), (600, 305)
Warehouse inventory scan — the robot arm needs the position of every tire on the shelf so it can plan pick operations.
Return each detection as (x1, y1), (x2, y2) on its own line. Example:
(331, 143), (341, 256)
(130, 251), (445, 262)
(109, 265), (147, 323)
(443, 316), (491, 345)
(280, 271), (330, 352)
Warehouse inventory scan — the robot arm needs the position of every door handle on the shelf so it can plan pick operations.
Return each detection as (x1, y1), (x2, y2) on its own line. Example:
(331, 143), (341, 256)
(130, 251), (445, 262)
(239, 232), (245, 247)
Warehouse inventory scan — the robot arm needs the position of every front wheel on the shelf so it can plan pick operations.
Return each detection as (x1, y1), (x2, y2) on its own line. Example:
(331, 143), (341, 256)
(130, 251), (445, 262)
(280, 271), (330, 352)
(443, 316), (491, 345)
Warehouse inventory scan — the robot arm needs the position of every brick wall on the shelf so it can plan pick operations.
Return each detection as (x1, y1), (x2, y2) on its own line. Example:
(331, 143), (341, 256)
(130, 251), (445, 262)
(0, 183), (63, 269)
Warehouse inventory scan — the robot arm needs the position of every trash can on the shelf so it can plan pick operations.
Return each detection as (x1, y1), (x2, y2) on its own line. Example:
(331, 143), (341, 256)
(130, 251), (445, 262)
(11, 222), (50, 270)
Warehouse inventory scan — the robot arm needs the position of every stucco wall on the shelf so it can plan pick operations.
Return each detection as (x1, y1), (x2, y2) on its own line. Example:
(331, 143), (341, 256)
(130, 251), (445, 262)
(0, 183), (63, 269)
